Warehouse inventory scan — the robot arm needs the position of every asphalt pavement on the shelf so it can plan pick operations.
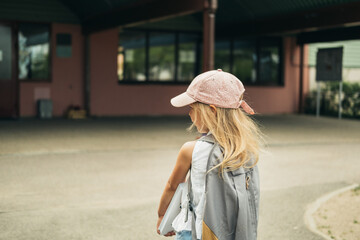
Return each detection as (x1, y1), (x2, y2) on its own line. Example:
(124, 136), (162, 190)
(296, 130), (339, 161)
(0, 114), (359, 240)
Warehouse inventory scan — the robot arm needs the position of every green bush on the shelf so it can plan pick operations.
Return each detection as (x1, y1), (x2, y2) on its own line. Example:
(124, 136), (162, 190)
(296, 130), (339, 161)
(305, 81), (360, 119)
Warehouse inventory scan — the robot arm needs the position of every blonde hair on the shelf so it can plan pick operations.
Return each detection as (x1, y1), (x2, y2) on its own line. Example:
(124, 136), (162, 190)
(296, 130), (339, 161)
(189, 101), (266, 174)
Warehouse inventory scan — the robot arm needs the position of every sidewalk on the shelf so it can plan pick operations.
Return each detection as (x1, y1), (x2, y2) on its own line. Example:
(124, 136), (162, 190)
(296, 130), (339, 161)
(0, 114), (359, 240)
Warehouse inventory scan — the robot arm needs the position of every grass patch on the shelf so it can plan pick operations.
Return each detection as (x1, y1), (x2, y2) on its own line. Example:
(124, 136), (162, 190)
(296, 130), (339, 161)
(352, 185), (360, 196)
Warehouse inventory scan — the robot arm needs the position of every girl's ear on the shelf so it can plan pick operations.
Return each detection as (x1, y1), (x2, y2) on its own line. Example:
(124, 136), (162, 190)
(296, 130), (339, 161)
(209, 105), (217, 114)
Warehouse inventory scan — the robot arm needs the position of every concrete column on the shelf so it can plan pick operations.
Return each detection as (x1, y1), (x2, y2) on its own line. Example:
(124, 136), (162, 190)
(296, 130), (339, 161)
(84, 35), (91, 116)
(202, 0), (217, 72)
(299, 44), (304, 113)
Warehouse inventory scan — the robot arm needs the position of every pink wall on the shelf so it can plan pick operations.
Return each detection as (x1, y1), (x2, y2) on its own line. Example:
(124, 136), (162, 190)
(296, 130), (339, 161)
(20, 23), (84, 117)
(90, 28), (189, 116)
(90, 30), (308, 116)
(15, 25), (309, 117)
(243, 37), (307, 115)
(17, 26), (309, 117)
(303, 45), (310, 104)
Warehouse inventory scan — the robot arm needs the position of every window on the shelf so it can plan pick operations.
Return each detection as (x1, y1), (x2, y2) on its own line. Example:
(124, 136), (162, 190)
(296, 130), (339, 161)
(259, 39), (280, 85)
(215, 40), (231, 72)
(0, 25), (12, 80)
(118, 30), (200, 83)
(149, 32), (175, 81)
(117, 29), (282, 85)
(18, 23), (50, 81)
(233, 41), (256, 84)
(178, 33), (199, 81)
(118, 31), (146, 81)
(215, 38), (282, 86)
(56, 33), (72, 58)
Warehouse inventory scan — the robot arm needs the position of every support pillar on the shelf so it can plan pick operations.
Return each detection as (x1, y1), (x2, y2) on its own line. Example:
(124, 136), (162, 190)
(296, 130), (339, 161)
(299, 43), (304, 113)
(84, 35), (91, 117)
(202, 0), (217, 72)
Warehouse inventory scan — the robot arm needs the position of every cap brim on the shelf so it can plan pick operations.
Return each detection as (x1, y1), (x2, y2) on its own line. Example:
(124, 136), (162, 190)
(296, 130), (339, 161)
(170, 92), (196, 107)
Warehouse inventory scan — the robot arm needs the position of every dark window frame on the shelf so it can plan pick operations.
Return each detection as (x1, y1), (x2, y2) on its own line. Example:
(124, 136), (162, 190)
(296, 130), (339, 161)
(118, 28), (284, 86)
(256, 37), (284, 87)
(219, 37), (284, 87)
(16, 22), (52, 83)
(118, 28), (201, 85)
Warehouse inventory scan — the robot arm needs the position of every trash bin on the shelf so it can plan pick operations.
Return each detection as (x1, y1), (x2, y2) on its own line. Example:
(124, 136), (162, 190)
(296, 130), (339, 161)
(37, 99), (53, 119)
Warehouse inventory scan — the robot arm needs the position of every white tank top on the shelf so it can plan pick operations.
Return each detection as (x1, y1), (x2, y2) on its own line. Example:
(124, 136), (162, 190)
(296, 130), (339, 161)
(172, 134), (213, 239)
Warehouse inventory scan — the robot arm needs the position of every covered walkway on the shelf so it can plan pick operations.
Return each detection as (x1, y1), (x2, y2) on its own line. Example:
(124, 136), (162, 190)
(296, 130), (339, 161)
(1, 114), (359, 239)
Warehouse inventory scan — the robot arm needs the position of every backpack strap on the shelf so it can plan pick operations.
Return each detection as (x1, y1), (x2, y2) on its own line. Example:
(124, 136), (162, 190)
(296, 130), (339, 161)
(199, 133), (255, 176)
(187, 134), (217, 240)
(198, 133), (215, 144)
(187, 167), (199, 240)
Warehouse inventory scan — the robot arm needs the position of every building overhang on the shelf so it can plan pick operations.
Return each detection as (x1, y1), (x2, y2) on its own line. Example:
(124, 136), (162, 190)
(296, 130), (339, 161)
(216, 1), (360, 38)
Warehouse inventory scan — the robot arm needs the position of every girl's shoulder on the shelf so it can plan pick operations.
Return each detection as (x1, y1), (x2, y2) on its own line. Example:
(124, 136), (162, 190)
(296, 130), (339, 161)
(178, 136), (214, 163)
(192, 137), (214, 159)
(178, 141), (197, 161)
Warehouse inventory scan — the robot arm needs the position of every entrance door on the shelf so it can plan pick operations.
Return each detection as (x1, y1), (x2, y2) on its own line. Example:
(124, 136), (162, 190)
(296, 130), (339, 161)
(0, 23), (17, 118)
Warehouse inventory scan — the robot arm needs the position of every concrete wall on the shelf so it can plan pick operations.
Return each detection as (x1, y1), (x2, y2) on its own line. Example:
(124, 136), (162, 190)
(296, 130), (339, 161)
(20, 23), (84, 117)
(89, 31), (309, 116)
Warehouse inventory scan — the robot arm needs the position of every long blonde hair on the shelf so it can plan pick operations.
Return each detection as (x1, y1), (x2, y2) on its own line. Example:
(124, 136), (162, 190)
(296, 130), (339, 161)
(189, 101), (266, 173)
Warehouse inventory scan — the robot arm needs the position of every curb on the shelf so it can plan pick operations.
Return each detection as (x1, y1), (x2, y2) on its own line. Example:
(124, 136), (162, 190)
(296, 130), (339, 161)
(304, 183), (359, 240)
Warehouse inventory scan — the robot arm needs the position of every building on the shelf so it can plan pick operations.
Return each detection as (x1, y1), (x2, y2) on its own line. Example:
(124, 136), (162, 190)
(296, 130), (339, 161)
(308, 40), (360, 90)
(1, 0), (360, 118)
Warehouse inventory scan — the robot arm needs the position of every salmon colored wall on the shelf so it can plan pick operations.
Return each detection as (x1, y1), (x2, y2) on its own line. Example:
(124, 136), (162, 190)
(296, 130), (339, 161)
(90, 30), (308, 116)
(19, 23), (84, 117)
(243, 37), (306, 115)
(90, 28), (189, 116)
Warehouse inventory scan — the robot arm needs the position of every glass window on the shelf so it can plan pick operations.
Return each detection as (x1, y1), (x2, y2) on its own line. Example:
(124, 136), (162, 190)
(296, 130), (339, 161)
(56, 33), (72, 58)
(18, 23), (50, 80)
(118, 31), (146, 81)
(178, 34), (199, 82)
(116, 30), (282, 86)
(233, 41), (256, 84)
(149, 32), (175, 81)
(215, 40), (231, 72)
(0, 25), (12, 79)
(259, 40), (280, 85)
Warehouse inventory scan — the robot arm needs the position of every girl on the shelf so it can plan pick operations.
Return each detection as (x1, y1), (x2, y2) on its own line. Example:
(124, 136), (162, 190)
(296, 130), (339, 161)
(157, 69), (265, 240)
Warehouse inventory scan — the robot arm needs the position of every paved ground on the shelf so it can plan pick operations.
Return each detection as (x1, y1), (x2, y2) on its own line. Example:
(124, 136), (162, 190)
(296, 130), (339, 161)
(0, 114), (359, 240)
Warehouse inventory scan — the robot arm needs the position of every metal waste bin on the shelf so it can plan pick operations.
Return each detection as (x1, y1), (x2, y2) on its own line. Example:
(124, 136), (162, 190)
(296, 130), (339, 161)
(37, 99), (53, 119)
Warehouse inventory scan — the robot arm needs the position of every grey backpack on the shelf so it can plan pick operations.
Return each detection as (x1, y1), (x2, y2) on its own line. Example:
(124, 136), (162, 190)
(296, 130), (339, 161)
(189, 134), (260, 240)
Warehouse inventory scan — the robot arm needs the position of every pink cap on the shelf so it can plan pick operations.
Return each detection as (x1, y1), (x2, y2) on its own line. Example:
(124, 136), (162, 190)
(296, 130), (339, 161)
(171, 69), (255, 114)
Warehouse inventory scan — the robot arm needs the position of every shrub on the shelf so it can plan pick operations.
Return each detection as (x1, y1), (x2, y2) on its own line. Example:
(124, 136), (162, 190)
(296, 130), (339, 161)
(305, 81), (360, 119)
